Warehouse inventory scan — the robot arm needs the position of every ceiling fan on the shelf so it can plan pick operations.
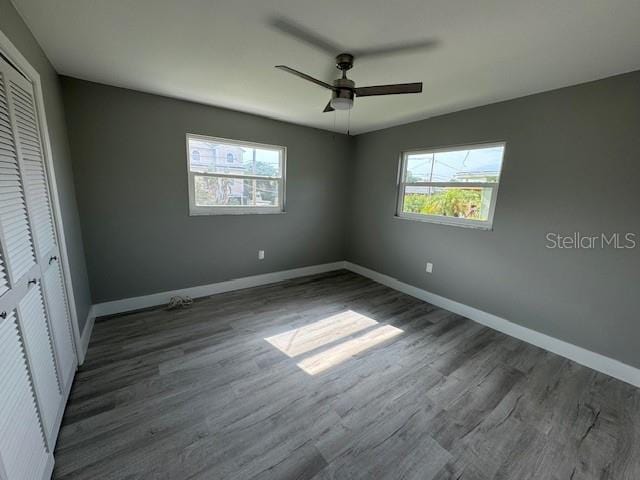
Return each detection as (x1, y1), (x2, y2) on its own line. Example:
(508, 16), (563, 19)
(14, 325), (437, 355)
(275, 53), (422, 112)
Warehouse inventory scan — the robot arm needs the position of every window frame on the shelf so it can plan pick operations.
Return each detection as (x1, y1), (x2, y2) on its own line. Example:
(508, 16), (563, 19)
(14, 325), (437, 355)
(186, 133), (286, 216)
(395, 141), (506, 230)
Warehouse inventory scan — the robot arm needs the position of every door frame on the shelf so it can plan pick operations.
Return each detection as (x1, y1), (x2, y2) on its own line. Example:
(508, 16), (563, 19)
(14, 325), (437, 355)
(0, 29), (84, 362)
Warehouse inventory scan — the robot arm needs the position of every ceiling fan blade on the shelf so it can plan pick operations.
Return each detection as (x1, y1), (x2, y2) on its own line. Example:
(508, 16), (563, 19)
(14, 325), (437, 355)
(352, 39), (438, 59)
(355, 82), (423, 97)
(270, 17), (343, 56)
(323, 101), (334, 113)
(275, 65), (335, 90)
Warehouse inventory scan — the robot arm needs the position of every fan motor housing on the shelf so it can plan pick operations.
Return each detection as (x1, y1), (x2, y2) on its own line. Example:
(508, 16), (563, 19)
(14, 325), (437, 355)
(333, 77), (355, 101)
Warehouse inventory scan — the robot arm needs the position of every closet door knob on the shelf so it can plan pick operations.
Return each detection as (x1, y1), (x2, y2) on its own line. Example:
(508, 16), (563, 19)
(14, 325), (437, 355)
(28, 279), (37, 286)
(49, 255), (58, 264)
(0, 312), (6, 319)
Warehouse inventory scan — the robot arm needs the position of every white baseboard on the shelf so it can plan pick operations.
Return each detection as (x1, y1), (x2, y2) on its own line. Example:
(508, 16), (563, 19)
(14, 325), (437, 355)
(78, 306), (96, 365)
(91, 262), (345, 318)
(343, 261), (640, 388)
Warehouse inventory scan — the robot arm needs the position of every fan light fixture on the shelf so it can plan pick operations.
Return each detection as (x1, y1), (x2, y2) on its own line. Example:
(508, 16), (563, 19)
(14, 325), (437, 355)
(330, 97), (353, 110)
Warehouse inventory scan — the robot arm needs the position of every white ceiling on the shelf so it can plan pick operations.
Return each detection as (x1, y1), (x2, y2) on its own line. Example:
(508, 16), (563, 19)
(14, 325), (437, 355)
(12, 0), (640, 134)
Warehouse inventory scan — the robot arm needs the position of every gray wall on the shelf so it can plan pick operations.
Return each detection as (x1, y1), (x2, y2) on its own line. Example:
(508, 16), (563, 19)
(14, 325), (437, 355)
(0, 0), (92, 333)
(61, 77), (351, 303)
(347, 71), (640, 368)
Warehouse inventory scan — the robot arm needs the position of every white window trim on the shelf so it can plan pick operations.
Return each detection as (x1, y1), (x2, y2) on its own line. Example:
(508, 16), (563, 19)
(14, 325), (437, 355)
(186, 133), (286, 216)
(395, 141), (506, 230)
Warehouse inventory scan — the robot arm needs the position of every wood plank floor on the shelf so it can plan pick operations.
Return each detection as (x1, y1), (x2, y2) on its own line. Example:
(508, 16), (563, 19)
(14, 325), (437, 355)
(54, 270), (640, 479)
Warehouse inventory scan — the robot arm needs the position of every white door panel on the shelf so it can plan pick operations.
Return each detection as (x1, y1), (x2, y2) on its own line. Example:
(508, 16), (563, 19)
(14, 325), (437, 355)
(16, 284), (62, 443)
(0, 311), (49, 480)
(42, 258), (76, 389)
(0, 54), (77, 478)
(0, 69), (36, 285)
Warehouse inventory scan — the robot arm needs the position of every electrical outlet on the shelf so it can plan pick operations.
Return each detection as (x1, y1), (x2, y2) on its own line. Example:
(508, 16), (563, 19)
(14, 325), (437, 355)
(426, 262), (433, 273)
(258, 250), (265, 260)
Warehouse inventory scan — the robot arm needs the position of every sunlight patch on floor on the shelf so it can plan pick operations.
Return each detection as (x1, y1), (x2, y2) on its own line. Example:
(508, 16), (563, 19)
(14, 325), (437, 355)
(264, 310), (378, 357)
(264, 310), (403, 375)
(296, 324), (403, 375)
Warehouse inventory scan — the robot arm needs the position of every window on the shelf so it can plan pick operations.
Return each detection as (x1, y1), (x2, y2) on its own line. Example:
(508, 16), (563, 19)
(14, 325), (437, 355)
(186, 134), (285, 215)
(397, 142), (506, 229)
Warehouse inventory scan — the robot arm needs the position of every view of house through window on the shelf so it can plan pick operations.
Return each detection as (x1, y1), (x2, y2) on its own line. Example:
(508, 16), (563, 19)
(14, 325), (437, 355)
(398, 143), (506, 228)
(186, 134), (285, 214)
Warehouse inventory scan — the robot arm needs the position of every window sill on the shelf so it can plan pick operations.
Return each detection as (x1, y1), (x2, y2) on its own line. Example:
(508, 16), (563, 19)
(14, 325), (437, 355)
(393, 214), (493, 231)
(189, 209), (286, 217)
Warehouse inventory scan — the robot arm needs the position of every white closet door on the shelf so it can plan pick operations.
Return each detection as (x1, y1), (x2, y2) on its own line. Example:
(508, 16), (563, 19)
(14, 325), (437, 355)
(0, 70), (36, 284)
(0, 54), (76, 479)
(6, 75), (55, 262)
(16, 284), (62, 443)
(4, 61), (77, 391)
(0, 311), (50, 480)
(42, 260), (76, 390)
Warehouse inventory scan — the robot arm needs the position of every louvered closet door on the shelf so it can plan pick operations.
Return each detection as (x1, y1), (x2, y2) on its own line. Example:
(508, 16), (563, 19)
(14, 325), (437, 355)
(16, 284), (62, 441)
(8, 74), (55, 261)
(41, 260), (76, 388)
(0, 55), (76, 479)
(4, 59), (77, 395)
(0, 61), (51, 479)
(1, 57), (62, 442)
(0, 311), (50, 480)
(0, 69), (35, 286)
